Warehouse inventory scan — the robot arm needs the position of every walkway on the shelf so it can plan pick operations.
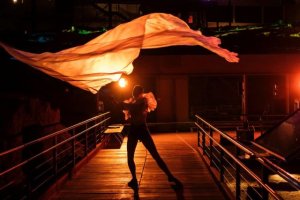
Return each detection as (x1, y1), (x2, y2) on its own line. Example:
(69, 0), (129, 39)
(49, 132), (225, 200)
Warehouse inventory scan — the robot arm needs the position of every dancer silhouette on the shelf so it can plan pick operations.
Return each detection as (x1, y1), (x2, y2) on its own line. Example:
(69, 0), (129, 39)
(121, 85), (182, 189)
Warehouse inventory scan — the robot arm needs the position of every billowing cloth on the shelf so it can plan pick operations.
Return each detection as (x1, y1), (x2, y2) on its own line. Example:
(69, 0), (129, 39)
(0, 13), (239, 94)
(143, 92), (157, 112)
(123, 92), (157, 120)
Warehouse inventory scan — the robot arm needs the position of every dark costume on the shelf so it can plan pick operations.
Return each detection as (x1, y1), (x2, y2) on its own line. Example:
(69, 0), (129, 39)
(122, 91), (179, 189)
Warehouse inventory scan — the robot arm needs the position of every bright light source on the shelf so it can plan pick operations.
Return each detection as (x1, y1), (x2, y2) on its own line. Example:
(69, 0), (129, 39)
(13, 0), (17, 3)
(118, 78), (127, 88)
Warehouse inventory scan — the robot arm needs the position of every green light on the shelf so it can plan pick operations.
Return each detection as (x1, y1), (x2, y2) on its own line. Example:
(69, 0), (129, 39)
(78, 30), (92, 35)
(62, 26), (107, 35)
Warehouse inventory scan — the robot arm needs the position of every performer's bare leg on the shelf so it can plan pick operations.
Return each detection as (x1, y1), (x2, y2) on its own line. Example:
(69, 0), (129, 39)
(127, 134), (139, 188)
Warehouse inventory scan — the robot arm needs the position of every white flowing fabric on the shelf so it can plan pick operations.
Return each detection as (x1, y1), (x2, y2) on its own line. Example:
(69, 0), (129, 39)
(0, 13), (239, 94)
(122, 92), (157, 120)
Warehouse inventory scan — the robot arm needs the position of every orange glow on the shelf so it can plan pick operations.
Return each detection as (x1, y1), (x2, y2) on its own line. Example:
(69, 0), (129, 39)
(297, 79), (300, 91)
(293, 74), (300, 93)
(118, 78), (127, 88)
(0, 13), (238, 94)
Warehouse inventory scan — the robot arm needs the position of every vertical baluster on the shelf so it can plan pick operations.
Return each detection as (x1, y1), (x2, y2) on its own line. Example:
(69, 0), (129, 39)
(197, 127), (200, 147)
(68, 129), (75, 179)
(220, 149), (224, 182)
(94, 119), (98, 148)
(72, 129), (76, 167)
(85, 123), (88, 155)
(235, 146), (241, 199)
(235, 164), (241, 200)
(202, 122), (206, 154)
(262, 165), (269, 200)
(53, 135), (57, 178)
(209, 127), (213, 166)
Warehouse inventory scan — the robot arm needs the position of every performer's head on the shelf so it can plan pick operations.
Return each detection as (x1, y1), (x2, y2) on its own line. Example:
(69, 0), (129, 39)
(132, 85), (144, 99)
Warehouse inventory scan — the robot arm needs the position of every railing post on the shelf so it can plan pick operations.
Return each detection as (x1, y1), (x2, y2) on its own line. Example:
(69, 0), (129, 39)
(262, 165), (269, 200)
(85, 124), (88, 155)
(220, 149), (224, 182)
(72, 129), (76, 167)
(69, 129), (77, 179)
(235, 145), (241, 199)
(94, 121), (98, 148)
(53, 135), (57, 178)
(235, 164), (241, 200)
(236, 145), (241, 158)
(202, 123), (206, 154)
(197, 128), (200, 147)
(209, 127), (213, 166)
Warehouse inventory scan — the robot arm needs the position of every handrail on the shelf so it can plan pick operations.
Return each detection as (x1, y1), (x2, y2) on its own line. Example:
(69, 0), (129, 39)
(195, 114), (294, 200)
(195, 114), (255, 156)
(0, 117), (110, 177)
(0, 112), (111, 199)
(0, 112), (110, 157)
(194, 122), (283, 200)
(256, 157), (300, 190)
(195, 114), (300, 192)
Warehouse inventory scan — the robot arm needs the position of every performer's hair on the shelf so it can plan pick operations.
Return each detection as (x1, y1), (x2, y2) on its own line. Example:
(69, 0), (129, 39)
(132, 85), (144, 98)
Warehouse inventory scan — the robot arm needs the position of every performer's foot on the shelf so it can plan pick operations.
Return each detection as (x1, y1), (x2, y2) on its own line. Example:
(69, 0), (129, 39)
(128, 178), (138, 189)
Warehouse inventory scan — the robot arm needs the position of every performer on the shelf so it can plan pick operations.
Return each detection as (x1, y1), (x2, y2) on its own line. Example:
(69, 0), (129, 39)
(121, 85), (181, 189)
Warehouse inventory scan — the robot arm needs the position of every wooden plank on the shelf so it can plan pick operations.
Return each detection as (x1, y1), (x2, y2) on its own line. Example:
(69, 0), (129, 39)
(49, 132), (225, 200)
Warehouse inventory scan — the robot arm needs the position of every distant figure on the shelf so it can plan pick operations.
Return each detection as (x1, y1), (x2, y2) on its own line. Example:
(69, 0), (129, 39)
(121, 85), (181, 189)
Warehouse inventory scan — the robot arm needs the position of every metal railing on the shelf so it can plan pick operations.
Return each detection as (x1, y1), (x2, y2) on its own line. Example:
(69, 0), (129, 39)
(195, 114), (300, 200)
(0, 112), (111, 200)
(199, 113), (286, 132)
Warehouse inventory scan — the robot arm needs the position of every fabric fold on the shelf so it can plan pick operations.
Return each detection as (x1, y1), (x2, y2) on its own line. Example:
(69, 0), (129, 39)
(0, 13), (239, 94)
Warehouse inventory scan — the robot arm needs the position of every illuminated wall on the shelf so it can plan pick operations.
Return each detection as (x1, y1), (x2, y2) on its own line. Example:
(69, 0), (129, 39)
(133, 53), (300, 121)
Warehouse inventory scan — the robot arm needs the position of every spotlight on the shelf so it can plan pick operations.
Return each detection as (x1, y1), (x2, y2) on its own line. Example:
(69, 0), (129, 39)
(13, 0), (17, 4)
(118, 78), (127, 88)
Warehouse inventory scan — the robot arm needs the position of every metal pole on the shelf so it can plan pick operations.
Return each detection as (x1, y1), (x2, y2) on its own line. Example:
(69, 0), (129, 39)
(220, 150), (224, 182)
(242, 74), (247, 122)
(197, 129), (200, 147)
(72, 129), (76, 167)
(94, 121), (98, 148)
(235, 164), (241, 200)
(262, 166), (270, 200)
(202, 123), (206, 154)
(235, 147), (241, 199)
(209, 127), (213, 166)
(53, 136), (57, 177)
(85, 124), (88, 155)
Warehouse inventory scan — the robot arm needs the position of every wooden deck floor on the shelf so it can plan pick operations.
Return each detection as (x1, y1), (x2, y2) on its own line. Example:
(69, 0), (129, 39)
(49, 132), (225, 200)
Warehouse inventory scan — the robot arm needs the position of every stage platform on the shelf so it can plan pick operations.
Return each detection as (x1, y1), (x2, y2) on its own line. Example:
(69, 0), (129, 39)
(48, 132), (226, 200)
